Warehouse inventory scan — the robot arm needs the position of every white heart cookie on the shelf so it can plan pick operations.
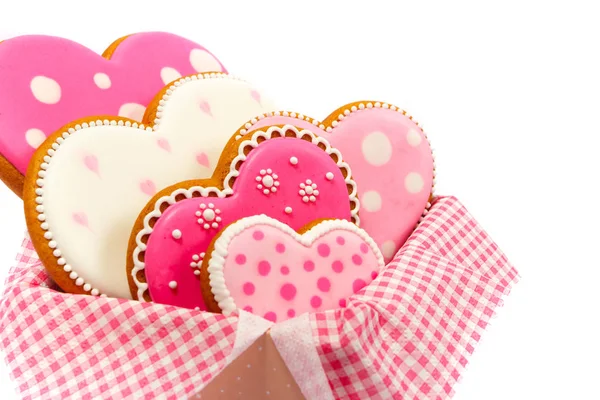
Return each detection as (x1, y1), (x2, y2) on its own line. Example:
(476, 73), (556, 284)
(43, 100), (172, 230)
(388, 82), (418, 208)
(24, 73), (276, 299)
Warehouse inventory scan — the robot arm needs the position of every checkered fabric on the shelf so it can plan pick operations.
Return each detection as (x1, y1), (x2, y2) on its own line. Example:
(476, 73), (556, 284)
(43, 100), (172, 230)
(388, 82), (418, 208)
(0, 238), (239, 399)
(311, 196), (519, 399)
(0, 196), (518, 399)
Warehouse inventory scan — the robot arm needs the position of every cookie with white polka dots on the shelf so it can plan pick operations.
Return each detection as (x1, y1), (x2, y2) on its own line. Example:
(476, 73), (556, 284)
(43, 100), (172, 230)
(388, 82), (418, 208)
(0, 32), (225, 197)
(24, 73), (275, 300)
(239, 102), (435, 262)
(126, 125), (359, 310)
(201, 215), (384, 322)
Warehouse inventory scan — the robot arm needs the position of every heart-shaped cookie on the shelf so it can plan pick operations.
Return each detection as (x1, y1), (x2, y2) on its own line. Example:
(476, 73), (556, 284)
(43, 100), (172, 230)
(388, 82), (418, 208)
(202, 215), (384, 322)
(24, 73), (275, 299)
(128, 125), (359, 310)
(241, 102), (435, 262)
(0, 32), (225, 196)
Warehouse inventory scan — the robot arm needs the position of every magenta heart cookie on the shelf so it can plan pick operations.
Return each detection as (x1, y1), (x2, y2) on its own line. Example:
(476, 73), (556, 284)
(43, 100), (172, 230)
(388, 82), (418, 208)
(241, 102), (435, 262)
(129, 125), (360, 310)
(204, 215), (385, 322)
(0, 32), (225, 195)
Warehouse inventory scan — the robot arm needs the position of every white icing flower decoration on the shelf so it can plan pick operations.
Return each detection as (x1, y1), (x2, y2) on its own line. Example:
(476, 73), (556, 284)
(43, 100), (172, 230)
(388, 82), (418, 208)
(299, 179), (319, 203)
(190, 252), (206, 276)
(255, 168), (280, 195)
(195, 203), (222, 230)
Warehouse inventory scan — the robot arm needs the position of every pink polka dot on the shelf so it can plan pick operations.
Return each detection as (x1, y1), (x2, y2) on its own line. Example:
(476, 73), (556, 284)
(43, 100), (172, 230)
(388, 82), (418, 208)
(371, 271), (379, 280)
(243, 306), (253, 312)
(287, 309), (296, 318)
(336, 236), (345, 245)
(332, 260), (344, 273)
(353, 279), (367, 293)
(264, 312), (277, 322)
(317, 243), (331, 257)
(243, 282), (255, 296)
(360, 243), (369, 254)
(280, 265), (290, 275)
(352, 254), (363, 265)
(258, 260), (271, 276)
(253, 230), (264, 240)
(339, 299), (347, 307)
(310, 296), (322, 309)
(304, 260), (315, 272)
(235, 254), (247, 265)
(280, 283), (297, 301)
(317, 277), (331, 292)
(275, 243), (286, 253)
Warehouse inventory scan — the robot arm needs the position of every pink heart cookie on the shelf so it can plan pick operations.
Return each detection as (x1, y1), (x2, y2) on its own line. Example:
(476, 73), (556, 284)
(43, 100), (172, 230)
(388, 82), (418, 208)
(0, 32), (225, 196)
(128, 125), (360, 310)
(203, 215), (385, 322)
(242, 102), (435, 262)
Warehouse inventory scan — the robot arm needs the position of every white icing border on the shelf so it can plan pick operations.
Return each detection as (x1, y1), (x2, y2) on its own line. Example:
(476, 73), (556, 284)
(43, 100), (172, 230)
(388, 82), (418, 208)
(234, 101), (437, 213)
(207, 214), (385, 315)
(31, 72), (243, 297)
(132, 124), (361, 301)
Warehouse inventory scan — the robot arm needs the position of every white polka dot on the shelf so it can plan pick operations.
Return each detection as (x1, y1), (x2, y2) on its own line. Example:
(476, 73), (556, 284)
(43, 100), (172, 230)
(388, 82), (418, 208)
(405, 172), (425, 193)
(160, 67), (182, 85)
(93, 73), (111, 89)
(171, 229), (182, 239)
(262, 175), (274, 187)
(189, 48), (222, 72)
(118, 103), (146, 121)
(381, 240), (397, 260)
(30, 76), (61, 104)
(361, 191), (382, 212)
(362, 131), (392, 166)
(25, 128), (46, 149)
(169, 281), (178, 289)
(406, 128), (422, 147)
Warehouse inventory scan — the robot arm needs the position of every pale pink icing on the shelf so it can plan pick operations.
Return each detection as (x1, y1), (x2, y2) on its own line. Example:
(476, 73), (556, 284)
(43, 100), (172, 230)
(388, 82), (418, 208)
(248, 108), (434, 262)
(0, 32), (225, 175)
(144, 137), (353, 309)
(214, 218), (383, 322)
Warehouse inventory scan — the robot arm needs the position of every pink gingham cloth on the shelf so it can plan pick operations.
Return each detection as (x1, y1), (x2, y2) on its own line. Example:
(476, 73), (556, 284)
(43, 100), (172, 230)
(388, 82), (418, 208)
(0, 196), (518, 399)
(308, 196), (519, 399)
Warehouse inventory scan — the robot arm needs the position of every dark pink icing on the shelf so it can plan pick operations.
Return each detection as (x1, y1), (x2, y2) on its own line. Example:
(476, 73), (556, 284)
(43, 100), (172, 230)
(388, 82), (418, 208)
(143, 137), (354, 309)
(0, 32), (225, 175)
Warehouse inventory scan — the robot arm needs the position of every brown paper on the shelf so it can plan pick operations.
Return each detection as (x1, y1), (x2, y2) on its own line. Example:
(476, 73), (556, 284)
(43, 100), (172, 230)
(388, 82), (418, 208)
(191, 332), (306, 399)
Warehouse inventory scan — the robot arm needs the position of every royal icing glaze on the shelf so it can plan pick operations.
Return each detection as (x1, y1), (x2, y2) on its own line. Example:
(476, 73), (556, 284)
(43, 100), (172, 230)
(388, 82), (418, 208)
(241, 102), (435, 262)
(25, 73), (276, 299)
(205, 215), (384, 321)
(131, 125), (359, 309)
(0, 32), (225, 195)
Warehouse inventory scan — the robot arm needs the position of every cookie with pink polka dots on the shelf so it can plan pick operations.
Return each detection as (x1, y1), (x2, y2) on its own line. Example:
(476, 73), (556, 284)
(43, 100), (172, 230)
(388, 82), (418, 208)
(24, 73), (275, 300)
(201, 215), (384, 322)
(127, 125), (359, 310)
(0, 32), (225, 197)
(239, 101), (435, 263)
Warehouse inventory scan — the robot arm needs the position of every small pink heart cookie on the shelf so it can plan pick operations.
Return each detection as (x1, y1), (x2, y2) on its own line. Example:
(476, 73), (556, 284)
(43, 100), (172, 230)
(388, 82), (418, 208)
(0, 32), (225, 196)
(242, 102), (435, 262)
(128, 125), (359, 310)
(203, 215), (385, 322)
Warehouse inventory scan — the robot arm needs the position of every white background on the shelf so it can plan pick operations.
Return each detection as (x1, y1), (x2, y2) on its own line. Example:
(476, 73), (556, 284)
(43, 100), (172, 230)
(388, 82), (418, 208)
(1, 1), (599, 398)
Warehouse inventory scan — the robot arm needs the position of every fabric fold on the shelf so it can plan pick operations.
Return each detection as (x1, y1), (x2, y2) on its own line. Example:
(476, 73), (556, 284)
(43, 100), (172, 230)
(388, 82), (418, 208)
(0, 196), (518, 399)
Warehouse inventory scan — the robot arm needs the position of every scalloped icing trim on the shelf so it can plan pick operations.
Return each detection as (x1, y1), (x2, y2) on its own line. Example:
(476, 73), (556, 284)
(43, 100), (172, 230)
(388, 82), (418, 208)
(132, 124), (361, 301)
(207, 214), (385, 315)
(233, 101), (437, 220)
(32, 72), (245, 297)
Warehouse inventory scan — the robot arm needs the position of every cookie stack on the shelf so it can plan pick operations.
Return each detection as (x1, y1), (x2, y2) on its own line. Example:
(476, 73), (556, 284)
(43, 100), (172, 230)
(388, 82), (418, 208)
(0, 32), (434, 323)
